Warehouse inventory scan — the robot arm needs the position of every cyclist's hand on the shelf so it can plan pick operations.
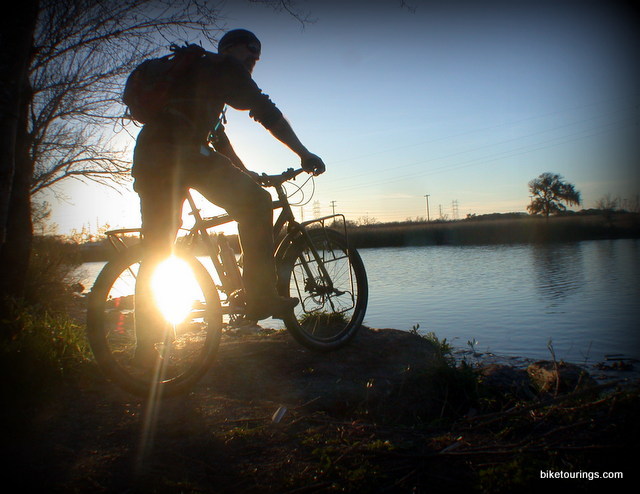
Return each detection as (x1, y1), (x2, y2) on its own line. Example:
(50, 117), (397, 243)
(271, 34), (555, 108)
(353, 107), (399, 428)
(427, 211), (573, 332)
(301, 153), (326, 176)
(244, 169), (261, 183)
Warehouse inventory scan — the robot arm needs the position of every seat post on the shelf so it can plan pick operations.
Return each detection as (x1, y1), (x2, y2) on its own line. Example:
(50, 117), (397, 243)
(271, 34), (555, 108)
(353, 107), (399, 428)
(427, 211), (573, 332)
(185, 189), (202, 223)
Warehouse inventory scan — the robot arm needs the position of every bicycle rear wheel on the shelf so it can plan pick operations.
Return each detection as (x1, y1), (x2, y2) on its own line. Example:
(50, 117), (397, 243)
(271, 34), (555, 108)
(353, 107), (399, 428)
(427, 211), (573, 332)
(86, 246), (222, 397)
(277, 228), (368, 351)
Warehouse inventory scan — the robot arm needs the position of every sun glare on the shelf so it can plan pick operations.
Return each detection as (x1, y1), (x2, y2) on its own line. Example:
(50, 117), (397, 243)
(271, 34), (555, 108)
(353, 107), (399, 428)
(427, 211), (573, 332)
(151, 256), (200, 324)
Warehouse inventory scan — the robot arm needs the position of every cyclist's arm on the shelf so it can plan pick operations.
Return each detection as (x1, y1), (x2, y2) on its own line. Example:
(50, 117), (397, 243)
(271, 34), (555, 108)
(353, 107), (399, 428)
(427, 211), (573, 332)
(268, 116), (326, 175)
(220, 60), (325, 174)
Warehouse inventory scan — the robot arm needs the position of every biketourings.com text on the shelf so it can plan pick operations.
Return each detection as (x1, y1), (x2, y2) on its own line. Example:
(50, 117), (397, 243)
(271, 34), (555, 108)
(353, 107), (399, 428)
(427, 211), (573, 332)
(540, 470), (623, 480)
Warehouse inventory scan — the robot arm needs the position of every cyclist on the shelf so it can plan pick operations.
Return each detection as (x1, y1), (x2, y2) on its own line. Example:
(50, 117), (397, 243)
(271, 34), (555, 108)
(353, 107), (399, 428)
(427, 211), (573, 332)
(131, 29), (325, 367)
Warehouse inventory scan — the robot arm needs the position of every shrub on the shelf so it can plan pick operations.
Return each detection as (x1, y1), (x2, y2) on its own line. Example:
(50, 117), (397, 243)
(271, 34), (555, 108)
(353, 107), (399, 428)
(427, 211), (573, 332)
(0, 300), (92, 426)
(1, 237), (92, 409)
(24, 236), (84, 311)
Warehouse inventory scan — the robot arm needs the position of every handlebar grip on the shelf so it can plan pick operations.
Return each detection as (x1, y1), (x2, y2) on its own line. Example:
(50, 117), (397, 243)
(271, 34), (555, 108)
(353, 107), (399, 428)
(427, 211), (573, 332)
(259, 168), (304, 187)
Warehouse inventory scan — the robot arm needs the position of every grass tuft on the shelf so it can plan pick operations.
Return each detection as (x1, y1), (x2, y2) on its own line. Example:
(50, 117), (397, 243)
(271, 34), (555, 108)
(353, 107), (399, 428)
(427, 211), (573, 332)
(1, 237), (92, 414)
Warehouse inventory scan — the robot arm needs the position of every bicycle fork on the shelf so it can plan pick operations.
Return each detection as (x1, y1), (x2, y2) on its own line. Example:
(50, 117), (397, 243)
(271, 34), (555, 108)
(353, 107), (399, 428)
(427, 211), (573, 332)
(293, 228), (349, 312)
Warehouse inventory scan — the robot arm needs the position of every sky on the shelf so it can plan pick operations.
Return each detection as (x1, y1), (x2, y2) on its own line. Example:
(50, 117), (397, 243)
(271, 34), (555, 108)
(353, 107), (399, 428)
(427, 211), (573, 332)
(43, 0), (640, 235)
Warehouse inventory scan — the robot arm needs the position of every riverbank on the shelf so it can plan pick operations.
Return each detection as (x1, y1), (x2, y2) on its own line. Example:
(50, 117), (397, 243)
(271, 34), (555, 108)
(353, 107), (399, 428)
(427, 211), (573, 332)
(75, 211), (640, 261)
(347, 211), (640, 249)
(3, 326), (638, 492)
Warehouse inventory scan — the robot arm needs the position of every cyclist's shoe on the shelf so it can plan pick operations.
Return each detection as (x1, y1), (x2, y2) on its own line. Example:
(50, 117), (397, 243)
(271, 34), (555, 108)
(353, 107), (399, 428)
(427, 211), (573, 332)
(228, 317), (263, 335)
(245, 295), (299, 321)
(227, 289), (247, 310)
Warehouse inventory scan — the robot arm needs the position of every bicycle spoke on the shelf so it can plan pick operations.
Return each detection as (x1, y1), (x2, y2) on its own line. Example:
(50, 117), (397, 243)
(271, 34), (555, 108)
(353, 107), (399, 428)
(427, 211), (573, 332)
(278, 229), (368, 351)
(87, 248), (222, 396)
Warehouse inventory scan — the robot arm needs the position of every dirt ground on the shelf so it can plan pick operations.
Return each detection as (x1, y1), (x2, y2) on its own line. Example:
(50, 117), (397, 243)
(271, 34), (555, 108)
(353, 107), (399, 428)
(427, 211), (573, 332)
(3, 327), (639, 493)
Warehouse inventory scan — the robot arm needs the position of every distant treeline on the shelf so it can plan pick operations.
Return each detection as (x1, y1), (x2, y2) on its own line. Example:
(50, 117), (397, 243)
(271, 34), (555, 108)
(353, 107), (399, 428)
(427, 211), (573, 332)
(70, 211), (640, 262)
(345, 211), (640, 249)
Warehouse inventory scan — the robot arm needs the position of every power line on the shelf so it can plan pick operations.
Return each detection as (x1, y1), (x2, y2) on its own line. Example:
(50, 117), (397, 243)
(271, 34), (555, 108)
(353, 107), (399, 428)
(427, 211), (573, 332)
(328, 96), (637, 171)
(328, 116), (636, 194)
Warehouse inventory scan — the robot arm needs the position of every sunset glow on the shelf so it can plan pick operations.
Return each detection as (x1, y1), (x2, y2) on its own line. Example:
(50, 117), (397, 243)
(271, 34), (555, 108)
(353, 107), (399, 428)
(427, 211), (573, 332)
(151, 256), (200, 324)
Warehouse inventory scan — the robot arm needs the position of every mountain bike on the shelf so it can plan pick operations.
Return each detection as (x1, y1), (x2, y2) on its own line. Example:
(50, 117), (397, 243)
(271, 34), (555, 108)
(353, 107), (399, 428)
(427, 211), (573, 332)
(86, 168), (368, 396)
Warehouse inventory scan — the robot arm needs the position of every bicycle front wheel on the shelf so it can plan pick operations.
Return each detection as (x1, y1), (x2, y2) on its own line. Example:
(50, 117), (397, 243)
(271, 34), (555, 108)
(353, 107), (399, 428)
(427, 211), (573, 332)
(86, 247), (222, 397)
(277, 228), (368, 351)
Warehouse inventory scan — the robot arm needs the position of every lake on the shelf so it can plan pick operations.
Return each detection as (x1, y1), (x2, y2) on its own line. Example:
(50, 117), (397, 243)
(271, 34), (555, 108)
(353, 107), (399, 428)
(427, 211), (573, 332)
(359, 239), (640, 365)
(79, 238), (640, 365)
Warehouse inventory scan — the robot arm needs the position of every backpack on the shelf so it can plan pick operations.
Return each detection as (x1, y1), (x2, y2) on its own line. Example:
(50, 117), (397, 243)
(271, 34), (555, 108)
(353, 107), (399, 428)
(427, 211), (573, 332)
(123, 43), (206, 124)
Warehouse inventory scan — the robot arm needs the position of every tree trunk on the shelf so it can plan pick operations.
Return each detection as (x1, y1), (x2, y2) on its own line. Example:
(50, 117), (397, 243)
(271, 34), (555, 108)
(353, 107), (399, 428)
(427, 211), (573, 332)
(0, 0), (39, 305)
(0, 87), (35, 302)
(0, 0), (39, 247)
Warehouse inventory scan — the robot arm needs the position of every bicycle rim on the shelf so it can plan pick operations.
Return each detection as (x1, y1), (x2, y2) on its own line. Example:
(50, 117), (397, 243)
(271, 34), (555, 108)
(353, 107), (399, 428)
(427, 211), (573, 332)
(278, 229), (368, 351)
(86, 247), (222, 397)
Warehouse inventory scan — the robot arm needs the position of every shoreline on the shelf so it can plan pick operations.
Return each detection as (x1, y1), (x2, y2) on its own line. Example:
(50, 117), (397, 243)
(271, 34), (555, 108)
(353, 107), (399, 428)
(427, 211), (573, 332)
(348, 211), (640, 249)
(5, 326), (639, 492)
(74, 212), (640, 262)
(449, 345), (640, 387)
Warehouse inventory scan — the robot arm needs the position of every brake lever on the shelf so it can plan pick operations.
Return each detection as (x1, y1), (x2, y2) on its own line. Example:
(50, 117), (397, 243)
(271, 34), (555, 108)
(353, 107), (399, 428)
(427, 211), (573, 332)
(259, 172), (270, 187)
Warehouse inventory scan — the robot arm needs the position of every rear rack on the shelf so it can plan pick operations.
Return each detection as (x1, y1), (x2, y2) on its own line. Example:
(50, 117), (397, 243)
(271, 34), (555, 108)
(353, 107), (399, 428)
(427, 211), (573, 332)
(300, 214), (348, 242)
(105, 228), (142, 254)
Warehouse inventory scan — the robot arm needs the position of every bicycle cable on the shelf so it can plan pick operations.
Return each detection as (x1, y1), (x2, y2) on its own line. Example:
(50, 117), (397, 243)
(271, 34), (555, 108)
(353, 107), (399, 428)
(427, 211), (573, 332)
(283, 173), (316, 207)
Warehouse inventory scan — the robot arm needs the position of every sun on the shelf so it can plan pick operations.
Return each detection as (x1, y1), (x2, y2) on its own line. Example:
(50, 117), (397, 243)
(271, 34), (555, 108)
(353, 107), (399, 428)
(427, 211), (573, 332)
(151, 256), (202, 324)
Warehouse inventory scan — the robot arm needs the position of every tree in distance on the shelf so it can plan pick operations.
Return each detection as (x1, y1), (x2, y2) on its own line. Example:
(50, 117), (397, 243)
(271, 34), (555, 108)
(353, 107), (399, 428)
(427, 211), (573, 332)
(527, 172), (581, 217)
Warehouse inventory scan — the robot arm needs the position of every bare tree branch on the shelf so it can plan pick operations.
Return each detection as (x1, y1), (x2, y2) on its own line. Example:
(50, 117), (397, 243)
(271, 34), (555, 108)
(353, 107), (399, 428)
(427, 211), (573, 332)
(28, 0), (314, 197)
(247, 0), (317, 28)
(28, 0), (227, 196)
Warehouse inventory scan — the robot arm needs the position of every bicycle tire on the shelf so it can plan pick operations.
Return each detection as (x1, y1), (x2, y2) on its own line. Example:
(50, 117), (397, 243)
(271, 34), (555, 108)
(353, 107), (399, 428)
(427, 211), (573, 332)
(86, 246), (222, 397)
(277, 228), (368, 351)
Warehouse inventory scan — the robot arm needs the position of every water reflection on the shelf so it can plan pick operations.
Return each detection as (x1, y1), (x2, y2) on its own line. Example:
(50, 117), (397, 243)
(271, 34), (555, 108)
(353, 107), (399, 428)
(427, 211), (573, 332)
(357, 240), (639, 362)
(81, 240), (640, 363)
(531, 243), (585, 309)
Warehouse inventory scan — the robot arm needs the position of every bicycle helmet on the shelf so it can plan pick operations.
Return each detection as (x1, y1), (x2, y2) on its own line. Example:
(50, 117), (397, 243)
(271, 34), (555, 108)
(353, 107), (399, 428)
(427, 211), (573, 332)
(218, 29), (261, 54)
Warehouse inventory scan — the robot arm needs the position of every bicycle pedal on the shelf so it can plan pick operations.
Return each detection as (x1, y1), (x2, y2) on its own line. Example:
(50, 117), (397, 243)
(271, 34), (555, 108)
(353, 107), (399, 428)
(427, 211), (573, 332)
(222, 303), (245, 315)
(227, 316), (260, 330)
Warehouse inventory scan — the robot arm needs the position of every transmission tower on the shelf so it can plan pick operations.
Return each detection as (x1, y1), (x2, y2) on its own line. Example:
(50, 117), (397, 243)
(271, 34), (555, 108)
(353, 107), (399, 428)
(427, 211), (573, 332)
(313, 200), (321, 218)
(451, 200), (459, 220)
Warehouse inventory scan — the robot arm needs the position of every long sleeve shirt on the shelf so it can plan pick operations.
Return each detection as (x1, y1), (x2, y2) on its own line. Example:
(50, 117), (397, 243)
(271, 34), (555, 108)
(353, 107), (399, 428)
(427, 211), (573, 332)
(132, 52), (283, 178)
(164, 52), (283, 144)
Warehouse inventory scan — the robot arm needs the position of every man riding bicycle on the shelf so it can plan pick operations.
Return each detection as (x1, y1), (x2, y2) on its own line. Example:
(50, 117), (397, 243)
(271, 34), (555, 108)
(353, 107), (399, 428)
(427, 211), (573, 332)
(131, 29), (325, 367)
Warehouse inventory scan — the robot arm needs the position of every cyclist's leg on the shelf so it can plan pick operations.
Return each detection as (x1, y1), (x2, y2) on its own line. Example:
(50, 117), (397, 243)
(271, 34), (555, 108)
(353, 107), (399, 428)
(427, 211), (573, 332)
(181, 150), (294, 316)
(133, 174), (185, 363)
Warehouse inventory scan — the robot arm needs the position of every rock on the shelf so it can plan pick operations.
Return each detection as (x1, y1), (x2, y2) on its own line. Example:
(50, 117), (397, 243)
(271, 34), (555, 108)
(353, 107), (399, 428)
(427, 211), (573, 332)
(70, 282), (85, 293)
(527, 360), (597, 394)
(203, 327), (438, 416)
(480, 364), (535, 400)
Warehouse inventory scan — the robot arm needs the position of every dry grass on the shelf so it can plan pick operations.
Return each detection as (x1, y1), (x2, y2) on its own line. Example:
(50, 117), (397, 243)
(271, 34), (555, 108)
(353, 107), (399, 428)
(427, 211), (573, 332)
(345, 212), (640, 248)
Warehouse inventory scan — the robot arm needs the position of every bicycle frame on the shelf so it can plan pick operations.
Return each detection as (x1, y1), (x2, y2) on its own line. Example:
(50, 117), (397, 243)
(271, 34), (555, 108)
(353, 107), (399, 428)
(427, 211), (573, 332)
(88, 169), (367, 397)
(105, 168), (349, 315)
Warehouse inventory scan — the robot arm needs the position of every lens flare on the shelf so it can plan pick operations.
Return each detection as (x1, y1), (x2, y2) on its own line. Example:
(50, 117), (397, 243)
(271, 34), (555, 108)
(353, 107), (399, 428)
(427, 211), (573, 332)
(151, 256), (198, 324)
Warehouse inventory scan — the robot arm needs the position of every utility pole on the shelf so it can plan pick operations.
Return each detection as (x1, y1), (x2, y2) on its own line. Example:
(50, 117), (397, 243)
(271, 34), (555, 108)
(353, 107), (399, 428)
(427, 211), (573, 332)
(424, 194), (430, 222)
(330, 200), (337, 216)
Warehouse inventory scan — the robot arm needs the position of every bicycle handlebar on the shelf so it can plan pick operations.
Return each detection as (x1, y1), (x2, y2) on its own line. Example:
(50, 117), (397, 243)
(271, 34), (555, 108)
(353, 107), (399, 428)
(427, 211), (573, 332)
(258, 167), (305, 187)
